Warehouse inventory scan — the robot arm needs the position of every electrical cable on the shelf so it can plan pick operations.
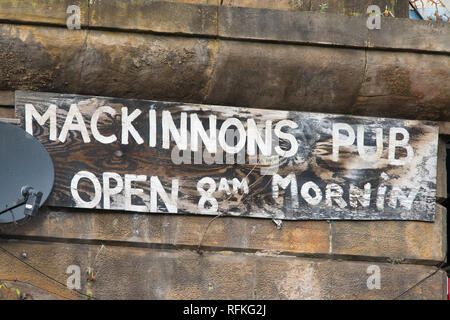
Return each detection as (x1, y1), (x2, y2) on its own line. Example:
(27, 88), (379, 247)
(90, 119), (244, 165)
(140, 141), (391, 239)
(0, 200), (26, 216)
(1, 228), (446, 301)
(0, 243), (97, 300)
(393, 253), (448, 300)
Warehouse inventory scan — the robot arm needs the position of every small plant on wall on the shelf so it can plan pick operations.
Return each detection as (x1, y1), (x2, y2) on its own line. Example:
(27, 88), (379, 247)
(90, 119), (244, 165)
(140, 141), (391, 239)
(0, 282), (25, 300)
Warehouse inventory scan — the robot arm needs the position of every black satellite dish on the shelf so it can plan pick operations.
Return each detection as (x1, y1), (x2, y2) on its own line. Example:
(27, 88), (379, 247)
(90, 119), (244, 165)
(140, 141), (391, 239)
(0, 121), (54, 224)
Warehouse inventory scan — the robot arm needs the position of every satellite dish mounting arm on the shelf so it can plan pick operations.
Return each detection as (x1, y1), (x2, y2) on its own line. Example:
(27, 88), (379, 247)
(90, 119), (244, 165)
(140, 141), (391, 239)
(0, 186), (43, 218)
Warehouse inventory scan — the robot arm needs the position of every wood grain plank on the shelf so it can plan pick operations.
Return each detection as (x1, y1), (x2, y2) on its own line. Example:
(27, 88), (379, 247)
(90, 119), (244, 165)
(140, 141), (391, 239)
(0, 204), (445, 264)
(0, 106), (14, 118)
(2, 24), (450, 121)
(437, 138), (447, 203)
(0, 0), (88, 26)
(0, 91), (13, 106)
(0, 239), (446, 299)
(15, 91), (439, 221)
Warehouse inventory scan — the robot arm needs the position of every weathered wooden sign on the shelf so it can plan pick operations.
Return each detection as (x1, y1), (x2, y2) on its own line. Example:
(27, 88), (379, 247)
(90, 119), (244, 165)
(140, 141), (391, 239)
(15, 91), (439, 221)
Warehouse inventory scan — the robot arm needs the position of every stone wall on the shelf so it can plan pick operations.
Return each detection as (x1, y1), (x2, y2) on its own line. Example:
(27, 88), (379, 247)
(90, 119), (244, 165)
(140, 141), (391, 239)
(0, 0), (447, 300)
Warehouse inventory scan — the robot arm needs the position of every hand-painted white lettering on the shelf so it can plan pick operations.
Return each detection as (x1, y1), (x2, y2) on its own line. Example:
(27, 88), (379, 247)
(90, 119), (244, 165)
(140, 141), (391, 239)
(197, 177), (218, 214)
(121, 107), (143, 145)
(59, 104), (90, 143)
(150, 176), (179, 213)
(325, 183), (347, 209)
(91, 106), (117, 144)
(300, 181), (322, 206)
(332, 123), (355, 162)
(218, 118), (246, 154)
(148, 108), (156, 147)
(389, 127), (414, 165)
(71, 171), (101, 208)
(162, 110), (187, 150)
(349, 183), (371, 208)
(124, 174), (147, 212)
(357, 126), (383, 161)
(272, 174), (299, 208)
(247, 119), (272, 156)
(103, 172), (123, 209)
(274, 120), (299, 158)
(25, 103), (57, 141)
(191, 113), (217, 153)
